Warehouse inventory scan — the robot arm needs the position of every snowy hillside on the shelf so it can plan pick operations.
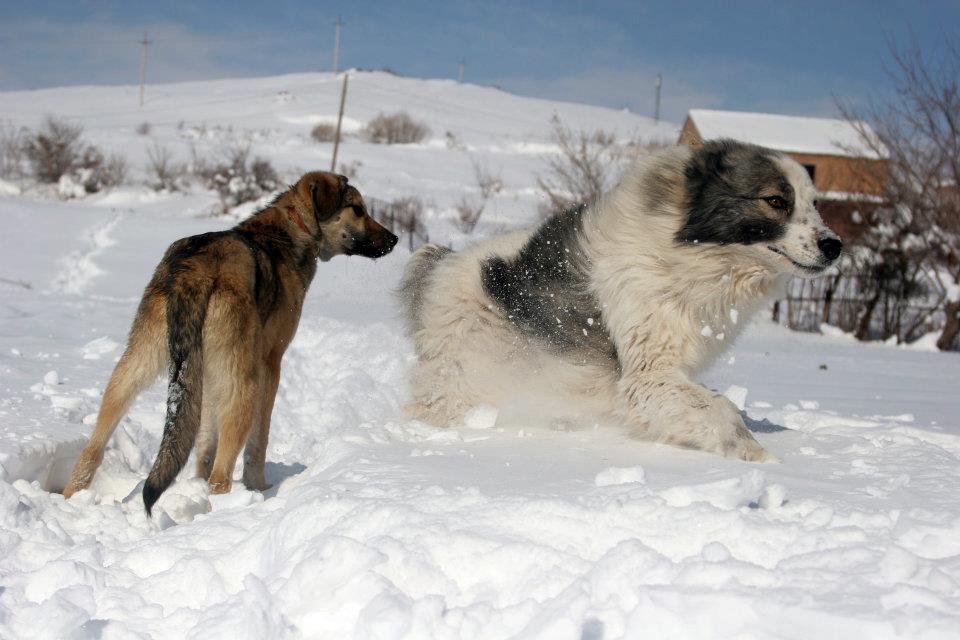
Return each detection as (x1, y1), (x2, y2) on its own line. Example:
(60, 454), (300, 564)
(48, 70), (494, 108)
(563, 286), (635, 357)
(1, 73), (959, 639)
(0, 70), (675, 235)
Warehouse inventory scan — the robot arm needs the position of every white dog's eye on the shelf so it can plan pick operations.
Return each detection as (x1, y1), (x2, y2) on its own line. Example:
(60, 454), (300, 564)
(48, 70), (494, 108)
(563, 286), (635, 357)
(764, 196), (788, 210)
(813, 199), (819, 209)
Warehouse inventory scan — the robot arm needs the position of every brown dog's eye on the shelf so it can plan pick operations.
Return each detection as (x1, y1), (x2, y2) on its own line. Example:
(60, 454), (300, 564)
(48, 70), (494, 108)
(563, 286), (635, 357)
(765, 196), (788, 210)
(351, 205), (365, 217)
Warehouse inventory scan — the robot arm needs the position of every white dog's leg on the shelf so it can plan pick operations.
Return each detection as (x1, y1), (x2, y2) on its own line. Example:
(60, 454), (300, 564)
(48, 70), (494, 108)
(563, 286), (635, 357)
(620, 372), (778, 462)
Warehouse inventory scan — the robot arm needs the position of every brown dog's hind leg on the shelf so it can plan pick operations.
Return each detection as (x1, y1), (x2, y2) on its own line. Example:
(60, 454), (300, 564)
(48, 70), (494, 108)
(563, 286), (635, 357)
(207, 376), (258, 495)
(242, 353), (281, 491)
(205, 309), (260, 495)
(194, 392), (218, 480)
(63, 298), (166, 498)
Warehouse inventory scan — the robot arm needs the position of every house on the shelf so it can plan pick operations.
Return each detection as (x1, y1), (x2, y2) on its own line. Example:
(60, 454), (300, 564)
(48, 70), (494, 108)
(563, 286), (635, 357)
(678, 109), (888, 241)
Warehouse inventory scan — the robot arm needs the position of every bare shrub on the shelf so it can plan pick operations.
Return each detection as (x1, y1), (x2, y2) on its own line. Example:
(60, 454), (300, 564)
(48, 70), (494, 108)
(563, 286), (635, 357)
(474, 161), (503, 199)
(367, 195), (429, 250)
(0, 123), (27, 181)
(251, 157), (279, 191)
(78, 148), (128, 192)
(454, 196), (485, 234)
(535, 115), (652, 217)
(196, 144), (281, 214)
(20, 115), (127, 194)
(338, 160), (362, 180)
(23, 116), (84, 183)
(146, 143), (187, 192)
(364, 112), (430, 144)
(310, 123), (337, 142)
(390, 197), (425, 234)
(454, 160), (503, 233)
(136, 122), (151, 136)
(444, 131), (465, 150)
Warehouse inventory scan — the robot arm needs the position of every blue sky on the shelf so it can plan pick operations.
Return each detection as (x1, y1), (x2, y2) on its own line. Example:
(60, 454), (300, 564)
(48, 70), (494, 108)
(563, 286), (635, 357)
(0, 0), (956, 122)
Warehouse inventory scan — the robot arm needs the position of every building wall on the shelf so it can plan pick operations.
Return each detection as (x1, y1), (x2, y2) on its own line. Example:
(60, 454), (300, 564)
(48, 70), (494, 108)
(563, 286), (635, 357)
(678, 117), (888, 197)
(787, 152), (886, 197)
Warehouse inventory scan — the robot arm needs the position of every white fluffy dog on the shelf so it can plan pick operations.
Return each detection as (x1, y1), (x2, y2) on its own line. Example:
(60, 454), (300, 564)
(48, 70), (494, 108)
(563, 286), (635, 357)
(400, 140), (842, 461)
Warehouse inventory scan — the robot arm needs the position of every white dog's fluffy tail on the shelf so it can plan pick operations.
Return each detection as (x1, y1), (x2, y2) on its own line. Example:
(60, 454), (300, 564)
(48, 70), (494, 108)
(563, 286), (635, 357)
(398, 243), (451, 336)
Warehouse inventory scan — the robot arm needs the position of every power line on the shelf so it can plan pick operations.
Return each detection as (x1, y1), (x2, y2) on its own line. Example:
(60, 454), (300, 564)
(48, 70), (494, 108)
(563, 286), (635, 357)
(654, 73), (662, 123)
(138, 31), (152, 108)
(332, 17), (344, 74)
(330, 73), (349, 172)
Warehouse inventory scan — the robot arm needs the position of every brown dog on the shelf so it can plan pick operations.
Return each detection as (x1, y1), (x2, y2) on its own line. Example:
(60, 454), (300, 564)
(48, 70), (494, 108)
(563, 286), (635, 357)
(62, 172), (397, 514)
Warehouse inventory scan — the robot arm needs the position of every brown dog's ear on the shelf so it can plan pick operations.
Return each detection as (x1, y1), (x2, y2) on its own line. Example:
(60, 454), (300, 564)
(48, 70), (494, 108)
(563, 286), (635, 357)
(309, 174), (348, 222)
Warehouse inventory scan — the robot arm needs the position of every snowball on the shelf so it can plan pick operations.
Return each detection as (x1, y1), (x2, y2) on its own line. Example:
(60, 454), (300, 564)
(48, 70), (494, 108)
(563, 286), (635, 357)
(701, 542), (732, 562)
(81, 336), (120, 360)
(464, 404), (498, 430)
(595, 466), (646, 487)
(758, 483), (787, 509)
(723, 385), (748, 411)
(43, 370), (60, 386)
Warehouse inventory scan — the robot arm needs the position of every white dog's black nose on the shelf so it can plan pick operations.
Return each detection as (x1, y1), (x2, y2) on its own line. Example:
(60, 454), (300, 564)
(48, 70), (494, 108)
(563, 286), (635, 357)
(818, 237), (843, 261)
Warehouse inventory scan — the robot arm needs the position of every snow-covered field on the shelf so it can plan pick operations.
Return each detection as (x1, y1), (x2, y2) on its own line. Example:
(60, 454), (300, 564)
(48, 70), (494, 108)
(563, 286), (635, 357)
(1, 72), (959, 639)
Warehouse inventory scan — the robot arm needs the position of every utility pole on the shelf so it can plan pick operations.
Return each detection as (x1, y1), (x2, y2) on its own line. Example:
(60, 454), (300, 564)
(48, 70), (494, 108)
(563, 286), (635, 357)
(332, 17), (344, 74)
(458, 57), (465, 83)
(654, 73), (662, 123)
(330, 73), (349, 172)
(139, 31), (152, 107)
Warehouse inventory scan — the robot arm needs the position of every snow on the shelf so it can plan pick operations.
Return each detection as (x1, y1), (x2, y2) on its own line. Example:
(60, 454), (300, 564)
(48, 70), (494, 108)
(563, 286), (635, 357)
(687, 109), (887, 159)
(1, 72), (959, 639)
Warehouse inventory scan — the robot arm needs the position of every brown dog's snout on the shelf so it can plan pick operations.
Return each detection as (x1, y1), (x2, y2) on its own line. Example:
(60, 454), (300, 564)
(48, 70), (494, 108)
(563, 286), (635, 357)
(359, 217), (399, 257)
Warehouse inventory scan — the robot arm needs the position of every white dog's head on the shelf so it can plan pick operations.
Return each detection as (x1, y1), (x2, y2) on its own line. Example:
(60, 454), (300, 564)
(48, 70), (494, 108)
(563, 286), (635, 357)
(676, 139), (842, 277)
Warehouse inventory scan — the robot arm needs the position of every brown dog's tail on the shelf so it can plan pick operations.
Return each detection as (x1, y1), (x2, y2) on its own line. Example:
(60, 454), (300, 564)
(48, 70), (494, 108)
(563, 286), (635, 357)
(142, 281), (212, 515)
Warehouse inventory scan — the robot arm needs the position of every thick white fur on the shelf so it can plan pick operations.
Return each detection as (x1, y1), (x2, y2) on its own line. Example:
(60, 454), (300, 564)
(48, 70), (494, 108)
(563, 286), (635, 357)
(407, 145), (837, 460)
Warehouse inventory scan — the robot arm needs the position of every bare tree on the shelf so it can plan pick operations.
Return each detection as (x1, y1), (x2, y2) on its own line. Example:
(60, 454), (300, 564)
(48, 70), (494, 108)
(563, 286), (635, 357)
(536, 116), (655, 217)
(454, 159), (503, 233)
(838, 37), (960, 350)
(146, 142), (187, 192)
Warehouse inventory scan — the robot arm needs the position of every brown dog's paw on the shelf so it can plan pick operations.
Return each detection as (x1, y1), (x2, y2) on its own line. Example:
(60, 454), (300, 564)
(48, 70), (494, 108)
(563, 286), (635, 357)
(243, 480), (273, 492)
(207, 479), (233, 495)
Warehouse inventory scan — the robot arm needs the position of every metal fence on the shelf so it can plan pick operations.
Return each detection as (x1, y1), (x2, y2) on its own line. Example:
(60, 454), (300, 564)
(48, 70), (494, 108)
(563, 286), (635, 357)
(366, 196), (430, 252)
(777, 271), (943, 343)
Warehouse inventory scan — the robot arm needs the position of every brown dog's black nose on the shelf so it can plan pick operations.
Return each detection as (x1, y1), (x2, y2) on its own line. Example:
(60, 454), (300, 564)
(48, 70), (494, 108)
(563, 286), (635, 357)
(818, 237), (842, 261)
(387, 233), (398, 248)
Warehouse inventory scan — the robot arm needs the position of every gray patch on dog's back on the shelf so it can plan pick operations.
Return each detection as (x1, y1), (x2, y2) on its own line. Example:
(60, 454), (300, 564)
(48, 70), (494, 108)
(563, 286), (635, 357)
(481, 205), (616, 368)
(398, 243), (452, 335)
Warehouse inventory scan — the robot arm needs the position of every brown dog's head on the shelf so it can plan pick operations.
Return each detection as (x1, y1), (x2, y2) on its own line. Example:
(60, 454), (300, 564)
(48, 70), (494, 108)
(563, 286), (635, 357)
(296, 171), (398, 261)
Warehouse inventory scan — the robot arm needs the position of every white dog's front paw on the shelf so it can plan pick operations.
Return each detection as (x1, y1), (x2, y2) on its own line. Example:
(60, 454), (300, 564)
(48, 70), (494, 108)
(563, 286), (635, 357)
(660, 397), (779, 463)
(728, 424), (780, 463)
